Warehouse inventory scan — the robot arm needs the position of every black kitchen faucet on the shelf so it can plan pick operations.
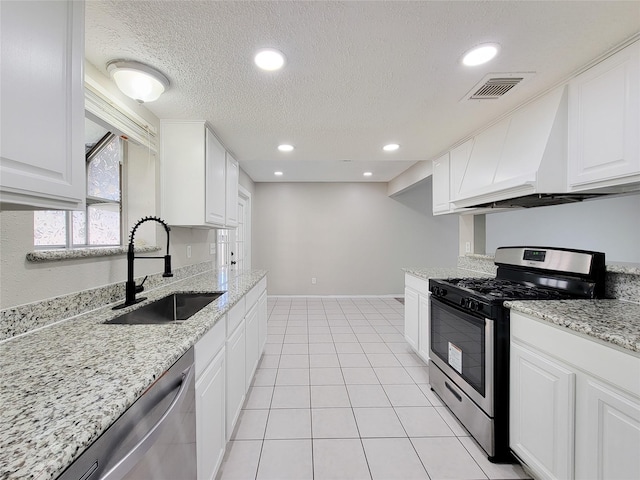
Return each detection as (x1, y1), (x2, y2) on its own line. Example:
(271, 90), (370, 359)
(113, 216), (173, 309)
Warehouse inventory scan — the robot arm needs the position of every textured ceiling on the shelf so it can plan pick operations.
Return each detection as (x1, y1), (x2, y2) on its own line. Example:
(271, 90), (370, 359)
(85, 1), (640, 182)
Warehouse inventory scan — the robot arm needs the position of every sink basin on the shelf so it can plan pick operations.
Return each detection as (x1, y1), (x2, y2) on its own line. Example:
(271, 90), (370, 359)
(105, 292), (225, 325)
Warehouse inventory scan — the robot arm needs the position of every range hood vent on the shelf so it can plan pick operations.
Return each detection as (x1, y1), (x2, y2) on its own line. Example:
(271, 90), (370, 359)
(473, 193), (607, 209)
(463, 72), (535, 101)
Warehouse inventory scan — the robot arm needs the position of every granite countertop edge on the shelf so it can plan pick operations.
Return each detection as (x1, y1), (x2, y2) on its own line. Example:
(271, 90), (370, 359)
(506, 299), (640, 355)
(0, 269), (267, 480)
(402, 266), (493, 279)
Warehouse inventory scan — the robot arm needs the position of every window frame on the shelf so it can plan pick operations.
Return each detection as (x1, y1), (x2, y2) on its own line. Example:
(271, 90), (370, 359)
(34, 131), (124, 249)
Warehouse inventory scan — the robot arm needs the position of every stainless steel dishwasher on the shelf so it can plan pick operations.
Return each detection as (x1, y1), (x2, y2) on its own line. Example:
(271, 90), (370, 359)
(58, 348), (196, 480)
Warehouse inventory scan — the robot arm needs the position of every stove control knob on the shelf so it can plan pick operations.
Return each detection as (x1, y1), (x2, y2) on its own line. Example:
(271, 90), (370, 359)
(468, 300), (479, 311)
(459, 298), (467, 307)
(440, 288), (447, 297)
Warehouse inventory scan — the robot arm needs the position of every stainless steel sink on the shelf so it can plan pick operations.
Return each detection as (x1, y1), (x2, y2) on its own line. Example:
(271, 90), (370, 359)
(105, 292), (225, 324)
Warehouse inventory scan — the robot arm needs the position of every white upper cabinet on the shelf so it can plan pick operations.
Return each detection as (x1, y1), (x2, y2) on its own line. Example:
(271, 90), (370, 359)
(568, 41), (640, 191)
(0, 0), (85, 210)
(225, 153), (239, 228)
(431, 153), (451, 214)
(161, 120), (236, 228)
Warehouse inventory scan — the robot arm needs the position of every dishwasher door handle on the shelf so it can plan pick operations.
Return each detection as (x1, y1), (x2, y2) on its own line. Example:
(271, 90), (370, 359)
(102, 364), (195, 480)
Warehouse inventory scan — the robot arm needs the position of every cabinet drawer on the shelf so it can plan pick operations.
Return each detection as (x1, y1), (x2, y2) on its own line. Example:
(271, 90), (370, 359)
(405, 274), (429, 295)
(246, 277), (267, 309)
(227, 297), (246, 334)
(195, 317), (226, 380)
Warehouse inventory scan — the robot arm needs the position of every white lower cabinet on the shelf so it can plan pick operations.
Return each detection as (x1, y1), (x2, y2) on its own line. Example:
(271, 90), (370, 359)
(418, 293), (431, 361)
(258, 290), (268, 353)
(510, 342), (575, 480)
(575, 377), (640, 480)
(404, 287), (419, 352)
(245, 302), (260, 391)
(195, 318), (226, 480)
(404, 273), (430, 362)
(225, 318), (246, 441)
(195, 348), (226, 480)
(510, 311), (640, 480)
(192, 277), (267, 478)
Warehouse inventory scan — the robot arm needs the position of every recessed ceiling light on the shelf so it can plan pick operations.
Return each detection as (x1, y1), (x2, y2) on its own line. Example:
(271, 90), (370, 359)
(274, 171), (283, 176)
(278, 144), (294, 152)
(363, 172), (373, 177)
(254, 48), (286, 71)
(462, 43), (500, 67)
(383, 143), (400, 152)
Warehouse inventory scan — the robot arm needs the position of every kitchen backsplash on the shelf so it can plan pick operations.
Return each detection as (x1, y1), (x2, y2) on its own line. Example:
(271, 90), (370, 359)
(0, 261), (215, 342)
(456, 254), (498, 275)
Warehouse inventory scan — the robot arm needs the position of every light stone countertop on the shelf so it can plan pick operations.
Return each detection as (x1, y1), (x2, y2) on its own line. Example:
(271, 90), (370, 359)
(506, 299), (640, 354)
(0, 269), (266, 480)
(402, 267), (493, 280)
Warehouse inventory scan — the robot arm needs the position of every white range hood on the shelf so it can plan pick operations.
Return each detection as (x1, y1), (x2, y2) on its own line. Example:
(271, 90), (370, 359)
(450, 86), (600, 209)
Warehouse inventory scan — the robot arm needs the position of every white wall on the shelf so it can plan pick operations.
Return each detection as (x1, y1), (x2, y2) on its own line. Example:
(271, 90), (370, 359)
(485, 193), (640, 262)
(253, 179), (458, 295)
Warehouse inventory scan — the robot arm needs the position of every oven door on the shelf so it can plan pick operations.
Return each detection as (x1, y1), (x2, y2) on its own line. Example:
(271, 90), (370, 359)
(429, 297), (493, 416)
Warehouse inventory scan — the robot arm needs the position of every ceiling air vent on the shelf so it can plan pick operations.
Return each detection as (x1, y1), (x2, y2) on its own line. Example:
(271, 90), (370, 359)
(462, 72), (535, 101)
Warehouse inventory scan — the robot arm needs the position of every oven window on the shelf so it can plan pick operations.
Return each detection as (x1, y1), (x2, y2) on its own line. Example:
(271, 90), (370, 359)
(431, 299), (485, 396)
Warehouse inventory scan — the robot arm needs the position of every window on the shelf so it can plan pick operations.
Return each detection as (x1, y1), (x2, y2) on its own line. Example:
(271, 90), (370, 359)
(34, 119), (123, 248)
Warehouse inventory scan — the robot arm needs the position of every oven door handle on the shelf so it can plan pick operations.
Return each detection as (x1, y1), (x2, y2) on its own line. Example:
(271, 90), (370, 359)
(101, 365), (195, 480)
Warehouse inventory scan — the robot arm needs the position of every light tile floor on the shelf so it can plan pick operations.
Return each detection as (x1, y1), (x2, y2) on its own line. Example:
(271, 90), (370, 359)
(216, 297), (530, 480)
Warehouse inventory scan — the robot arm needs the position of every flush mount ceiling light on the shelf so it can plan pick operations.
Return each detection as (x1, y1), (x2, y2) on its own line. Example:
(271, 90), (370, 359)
(383, 143), (400, 152)
(106, 60), (169, 103)
(278, 144), (294, 152)
(363, 172), (373, 177)
(254, 48), (286, 71)
(462, 43), (500, 67)
(274, 171), (284, 176)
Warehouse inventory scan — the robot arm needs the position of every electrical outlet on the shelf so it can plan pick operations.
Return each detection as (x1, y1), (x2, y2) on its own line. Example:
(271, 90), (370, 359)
(311, 277), (317, 285)
(465, 242), (471, 253)
(210, 243), (216, 255)
(186, 245), (192, 258)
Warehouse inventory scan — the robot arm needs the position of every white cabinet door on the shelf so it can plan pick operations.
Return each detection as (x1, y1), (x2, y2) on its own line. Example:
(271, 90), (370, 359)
(258, 290), (268, 353)
(510, 342), (575, 480)
(0, 0), (85, 210)
(432, 153), (451, 214)
(568, 41), (640, 189)
(245, 302), (260, 392)
(161, 120), (229, 228)
(404, 287), (419, 352)
(225, 153), (239, 227)
(417, 292), (430, 361)
(575, 378), (640, 480)
(225, 320), (246, 440)
(196, 348), (226, 480)
(205, 128), (227, 226)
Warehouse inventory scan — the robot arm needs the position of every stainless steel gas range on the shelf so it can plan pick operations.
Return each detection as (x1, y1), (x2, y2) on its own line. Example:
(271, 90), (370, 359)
(428, 246), (606, 462)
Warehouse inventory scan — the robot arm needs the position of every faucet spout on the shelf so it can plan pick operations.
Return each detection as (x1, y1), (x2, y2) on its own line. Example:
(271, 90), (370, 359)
(114, 216), (173, 310)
